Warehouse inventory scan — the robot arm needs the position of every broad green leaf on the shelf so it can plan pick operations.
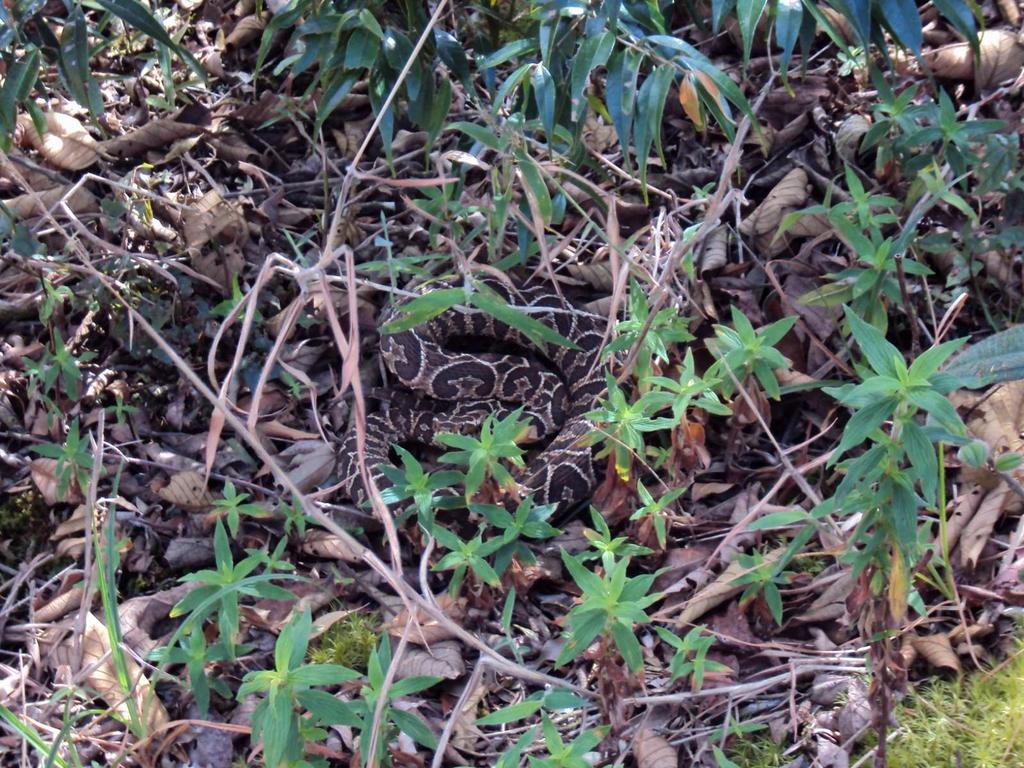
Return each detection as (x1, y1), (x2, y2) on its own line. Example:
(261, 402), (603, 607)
(0, 49), (39, 146)
(434, 29), (470, 86)
(711, 0), (737, 31)
(315, 70), (360, 135)
(390, 709), (438, 749)
(748, 509), (811, 530)
(829, 396), (898, 463)
(480, 38), (536, 69)
(840, 0), (873, 48)
(59, 8), (102, 114)
(931, 0), (978, 54)
(845, 307), (901, 377)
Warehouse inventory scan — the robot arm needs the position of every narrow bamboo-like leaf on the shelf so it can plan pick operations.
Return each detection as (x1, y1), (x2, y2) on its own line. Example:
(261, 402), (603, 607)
(469, 286), (580, 351)
(879, 0), (923, 56)
(480, 38), (536, 69)
(775, 0), (803, 80)
(605, 48), (642, 166)
(434, 28), (470, 86)
(93, 0), (204, 78)
(569, 31), (615, 121)
(839, 0), (873, 47)
(737, 0), (768, 66)
(633, 65), (673, 193)
(448, 121), (503, 150)
(515, 149), (552, 225)
(531, 64), (556, 143)
(381, 288), (463, 334)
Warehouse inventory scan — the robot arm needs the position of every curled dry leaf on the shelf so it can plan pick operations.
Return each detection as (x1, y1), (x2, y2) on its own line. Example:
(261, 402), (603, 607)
(953, 380), (1024, 486)
(30, 457), (84, 505)
(42, 612), (169, 732)
(835, 114), (871, 163)
(331, 118), (372, 159)
(924, 29), (1024, 90)
(697, 226), (729, 273)
(958, 484), (1010, 569)
(158, 470), (215, 510)
(17, 112), (99, 170)
(394, 640), (465, 680)
(909, 632), (961, 673)
(566, 261), (615, 291)
(299, 530), (364, 563)
(634, 728), (677, 768)
(53, 504), (89, 560)
(279, 440), (337, 493)
(794, 570), (855, 624)
(581, 112), (617, 153)
(100, 118), (206, 158)
(34, 577), (85, 622)
(222, 12), (270, 51)
(739, 167), (811, 255)
(3, 185), (99, 219)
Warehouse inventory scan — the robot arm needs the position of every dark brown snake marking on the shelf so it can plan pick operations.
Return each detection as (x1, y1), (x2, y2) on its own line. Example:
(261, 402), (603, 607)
(338, 279), (607, 510)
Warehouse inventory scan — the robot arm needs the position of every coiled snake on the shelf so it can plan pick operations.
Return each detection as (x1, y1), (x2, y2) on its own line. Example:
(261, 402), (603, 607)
(338, 278), (606, 510)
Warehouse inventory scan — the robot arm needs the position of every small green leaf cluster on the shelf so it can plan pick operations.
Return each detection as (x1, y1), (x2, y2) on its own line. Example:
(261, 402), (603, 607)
(30, 419), (93, 501)
(707, 307), (797, 400)
(817, 308), (968, 601)
(436, 408), (532, 501)
(654, 625), (729, 691)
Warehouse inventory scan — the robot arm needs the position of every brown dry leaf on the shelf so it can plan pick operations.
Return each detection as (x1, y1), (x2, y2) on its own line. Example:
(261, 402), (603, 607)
(101, 118), (206, 158)
(34, 580), (85, 623)
(17, 112), (99, 170)
(157, 470), (215, 511)
(835, 114), (871, 163)
(385, 594), (467, 645)
(53, 504), (90, 560)
(924, 29), (1024, 89)
(697, 226), (729, 272)
(675, 546), (786, 625)
(30, 457), (84, 505)
(816, 4), (855, 43)
(184, 189), (247, 250)
(953, 380), (1024, 485)
(44, 612), (169, 732)
(910, 632), (961, 673)
(566, 261), (615, 291)
(119, 584), (197, 656)
(634, 729), (677, 768)
(300, 530), (364, 563)
(3, 185), (99, 219)
(331, 119), (372, 159)
(192, 245), (246, 296)
(223, 12), (270, 51)
(581, 112), (616, 153)
(739, 167), (810, 253)
(279, 440), (337, 493)
(677, 75), (704, 130)
(394, 641), (465, 680)
(794, 570), (855, 624)
(958, 483), (1010, 568)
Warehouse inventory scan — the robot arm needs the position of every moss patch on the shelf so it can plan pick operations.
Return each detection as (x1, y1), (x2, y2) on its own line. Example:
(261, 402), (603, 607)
(888, 642), (1024, 768)
(308, 610), (379, 672)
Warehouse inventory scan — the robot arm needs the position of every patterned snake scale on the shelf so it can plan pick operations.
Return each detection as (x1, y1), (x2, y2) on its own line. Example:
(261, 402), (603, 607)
(338, 278), (607, 510)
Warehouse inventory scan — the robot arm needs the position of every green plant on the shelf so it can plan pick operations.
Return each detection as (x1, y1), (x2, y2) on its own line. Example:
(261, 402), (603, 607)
(629, 481), (684, 550)
(579, 507), (653, 563)
(821, 308), (967, 593)
(528, 714), (606, 768)
(0, 0), (203, 147)
(707, 307), (796, 400)
(471, 497), (561, 575)
(586, 375), (672, 482)
(152, 625), (232, 716)
(30, 418), (93, 500)
(731, 550), (795, 626)
(604, 279), (693, 387)
(349, 635), (441, 767)
(238, 608), (362, 768)
(654, 624), (728, 691)
(425, 519), (507, 594)
(378, 446), (462, 522)
(169, 520), (299, 658)
(214, 480), (271, 538)
(557, 550), (660, 672)
(24, 329), (95, 402)
(436, 408), (531, 501)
